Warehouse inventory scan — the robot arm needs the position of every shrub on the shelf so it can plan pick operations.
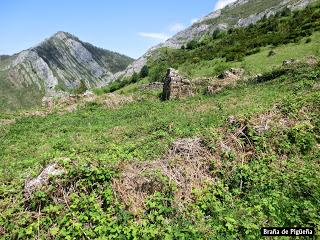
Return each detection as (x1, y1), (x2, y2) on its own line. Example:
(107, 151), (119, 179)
(149, 63), (168, 83)
(131, 72), (139, 83)
(186, 40), (198, 50)
(288, 124), (316, 154)
(268, 50), (276, 57)
(140, 65), (149, 78)
(74, 80), (88, 94)
(305, 37), (312, 43)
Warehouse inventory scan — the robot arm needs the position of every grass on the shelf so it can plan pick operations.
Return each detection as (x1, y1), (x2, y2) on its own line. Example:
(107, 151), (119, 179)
(1, 64), (319, 238)
(239, 32), (320, 74)
(175, 32), (320, 79)
(1, 4), (320, 238)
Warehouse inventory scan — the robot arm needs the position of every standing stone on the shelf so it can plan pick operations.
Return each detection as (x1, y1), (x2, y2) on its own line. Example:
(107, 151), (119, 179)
(162, 68), (193, 100)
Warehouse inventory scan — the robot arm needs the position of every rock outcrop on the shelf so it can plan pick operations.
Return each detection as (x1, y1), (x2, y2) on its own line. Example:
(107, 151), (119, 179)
(24, 163), (65, 198)
(162, 68), (193, 100)
(207, 68), (245, 95)
(218, 68), (245, 80)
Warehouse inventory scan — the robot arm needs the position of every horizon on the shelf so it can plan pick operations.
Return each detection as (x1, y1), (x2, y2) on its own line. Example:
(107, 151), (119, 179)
(0, 0), (236, 59)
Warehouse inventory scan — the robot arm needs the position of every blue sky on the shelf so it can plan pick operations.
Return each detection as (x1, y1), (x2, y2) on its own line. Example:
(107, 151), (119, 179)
(0, 0), (235, 58)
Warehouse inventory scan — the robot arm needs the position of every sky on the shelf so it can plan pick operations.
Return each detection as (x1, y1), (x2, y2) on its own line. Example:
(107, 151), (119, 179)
(0, 0), (236, 59)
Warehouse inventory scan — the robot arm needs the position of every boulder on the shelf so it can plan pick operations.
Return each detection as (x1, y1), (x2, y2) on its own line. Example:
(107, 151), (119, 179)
(83, 90), (94, 97)
(282, 59), (296, 66)
(162, 68), (193, 100)
(218, 68), (244, 80)
(24, 163), (65, 198)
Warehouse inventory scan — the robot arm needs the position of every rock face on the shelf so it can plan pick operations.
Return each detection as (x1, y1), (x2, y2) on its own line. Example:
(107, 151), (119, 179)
(162, 68), (193, 100)
(0, 31), (134, 110)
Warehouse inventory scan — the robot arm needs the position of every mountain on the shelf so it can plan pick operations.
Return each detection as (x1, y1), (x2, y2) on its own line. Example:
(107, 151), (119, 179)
(120, 0), (316, 77)
(0, 31), (134, 110)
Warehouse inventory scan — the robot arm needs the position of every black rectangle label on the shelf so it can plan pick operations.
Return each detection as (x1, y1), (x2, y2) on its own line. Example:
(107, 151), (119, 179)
(261, 228), (315, 237)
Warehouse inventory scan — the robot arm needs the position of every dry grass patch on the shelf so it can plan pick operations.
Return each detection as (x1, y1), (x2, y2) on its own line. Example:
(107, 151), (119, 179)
(112, 138), (215, 214)
(0, 118), (16, 126)
(98, 93), (134, 109)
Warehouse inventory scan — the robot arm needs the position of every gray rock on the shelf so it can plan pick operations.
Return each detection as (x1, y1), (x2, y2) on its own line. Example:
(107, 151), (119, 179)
(24, 163), (65, 198)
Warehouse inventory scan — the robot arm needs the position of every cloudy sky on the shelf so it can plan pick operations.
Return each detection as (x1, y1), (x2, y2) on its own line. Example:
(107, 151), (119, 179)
(0, 0), (236, 58)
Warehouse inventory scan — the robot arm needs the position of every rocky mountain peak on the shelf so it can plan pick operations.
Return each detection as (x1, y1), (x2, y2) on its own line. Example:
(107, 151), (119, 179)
(0, 32), (133, 109)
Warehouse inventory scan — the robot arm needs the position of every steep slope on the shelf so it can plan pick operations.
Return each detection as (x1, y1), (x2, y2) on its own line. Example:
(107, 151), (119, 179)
(121, 0), (316, 77)
(0, 31), (134, 110)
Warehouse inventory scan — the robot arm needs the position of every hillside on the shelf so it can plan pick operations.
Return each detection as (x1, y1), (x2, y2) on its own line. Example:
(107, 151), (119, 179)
(120, 0), (317, 77)
(0, 31), (133, 110)
(1, 2), (320, 239)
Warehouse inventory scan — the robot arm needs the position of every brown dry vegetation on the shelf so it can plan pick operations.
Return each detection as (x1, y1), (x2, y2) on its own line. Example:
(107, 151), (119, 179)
(112, 138), (214, 214)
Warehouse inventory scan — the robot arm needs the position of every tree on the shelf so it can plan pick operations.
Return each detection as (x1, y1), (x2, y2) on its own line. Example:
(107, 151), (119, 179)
(131, 72), (139, 83)
(140, 65), (149, 78)
(186, 40), (198, 50)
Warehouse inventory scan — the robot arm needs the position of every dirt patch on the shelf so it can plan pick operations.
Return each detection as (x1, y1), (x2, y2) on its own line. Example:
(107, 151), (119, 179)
(249, 108), (299, 134)
(112, 138), (214, 214)
(0, 118), (16, 126)
(100, 93), (134, 108)
(0, 226), (5, 235)
(304, 55), (318, 66)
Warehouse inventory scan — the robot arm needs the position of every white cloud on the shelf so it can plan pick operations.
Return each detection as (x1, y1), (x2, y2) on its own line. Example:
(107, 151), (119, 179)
(191, 18), (199, 24)
(138, 32), (169, 41)
(169, 23), (185, 33)
(214, 0), (237, 10)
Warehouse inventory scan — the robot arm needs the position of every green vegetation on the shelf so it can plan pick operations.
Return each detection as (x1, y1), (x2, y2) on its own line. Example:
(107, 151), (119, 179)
(96, 65), (150, 94)
(1, 62), (320, 239)
(73, 80), (88, 95)
(81, 42), (134, 74)
(201, 0), (312, 26)
(146, 3), (320, 81)
(1, 3), (320, 239)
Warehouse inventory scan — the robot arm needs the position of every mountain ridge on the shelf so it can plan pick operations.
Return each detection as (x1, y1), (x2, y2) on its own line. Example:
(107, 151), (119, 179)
(0, 31), (133, 110)
(119, 0), (316, 78)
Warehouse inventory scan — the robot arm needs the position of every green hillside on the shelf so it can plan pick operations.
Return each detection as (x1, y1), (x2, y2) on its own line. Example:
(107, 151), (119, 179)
(1, 3), (320, 240)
